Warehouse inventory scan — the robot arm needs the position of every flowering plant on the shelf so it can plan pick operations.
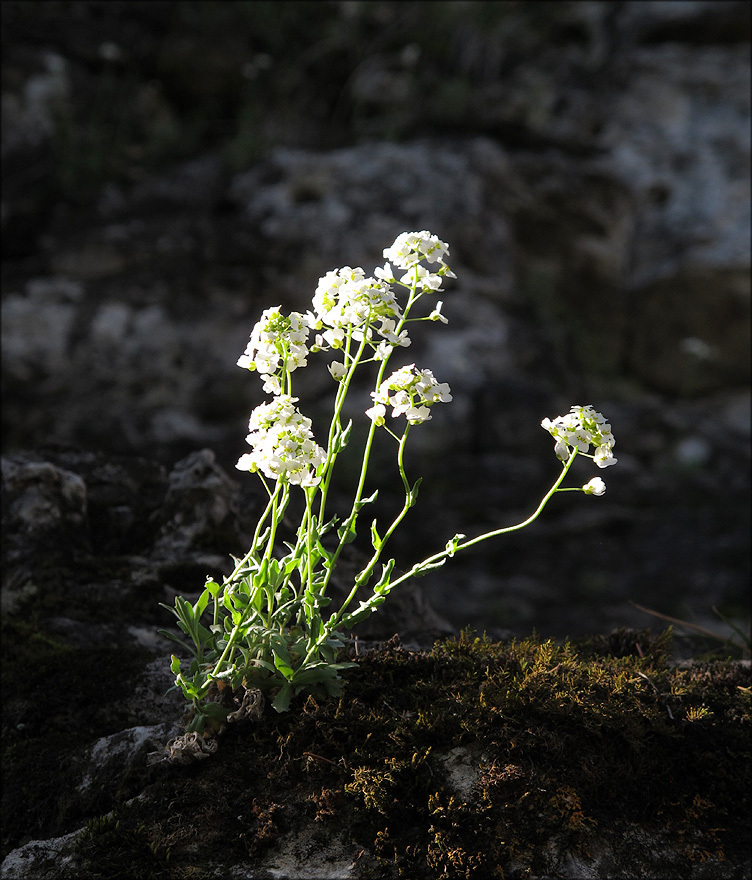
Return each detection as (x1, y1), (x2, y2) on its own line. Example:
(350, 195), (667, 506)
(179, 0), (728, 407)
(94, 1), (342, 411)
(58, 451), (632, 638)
(161, 231), (617, 729)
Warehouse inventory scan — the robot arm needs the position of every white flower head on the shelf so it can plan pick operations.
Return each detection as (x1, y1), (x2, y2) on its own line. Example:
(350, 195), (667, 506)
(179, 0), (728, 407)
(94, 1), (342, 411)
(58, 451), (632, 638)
(236, 395), (325, 486)
(542, 405), (616, 464)
(383, 230), (450, 270)
(382, 231), (454, 294)
(313, 266), (401, 339)
(368, 364), (452, 426)
(237, 307), (313, 382)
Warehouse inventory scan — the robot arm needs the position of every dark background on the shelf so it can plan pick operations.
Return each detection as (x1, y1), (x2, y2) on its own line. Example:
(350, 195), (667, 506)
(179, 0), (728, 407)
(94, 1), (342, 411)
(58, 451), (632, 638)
(2, 0), (750, 642)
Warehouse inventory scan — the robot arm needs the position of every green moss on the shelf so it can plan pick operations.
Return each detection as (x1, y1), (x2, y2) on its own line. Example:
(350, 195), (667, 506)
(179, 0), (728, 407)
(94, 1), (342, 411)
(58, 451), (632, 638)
(65, 629), (750, 879)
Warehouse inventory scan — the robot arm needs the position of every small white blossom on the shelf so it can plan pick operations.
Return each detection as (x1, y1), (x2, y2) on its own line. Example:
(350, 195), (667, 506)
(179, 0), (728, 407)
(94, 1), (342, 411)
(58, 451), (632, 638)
(262, 375), (282, 396)
(582, 477), (606, 496)
(594, 444), (617, 468)
(429, 301), (449, 324)
(374, 262), (396, 283)
(365, 403), (386, 426)
(399, 264), (444, 293)
(328, 361), (347, 381)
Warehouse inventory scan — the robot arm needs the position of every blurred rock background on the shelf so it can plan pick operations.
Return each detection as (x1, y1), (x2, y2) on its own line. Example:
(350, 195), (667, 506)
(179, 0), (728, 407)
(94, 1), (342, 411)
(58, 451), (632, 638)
(2, 0), (750, 641)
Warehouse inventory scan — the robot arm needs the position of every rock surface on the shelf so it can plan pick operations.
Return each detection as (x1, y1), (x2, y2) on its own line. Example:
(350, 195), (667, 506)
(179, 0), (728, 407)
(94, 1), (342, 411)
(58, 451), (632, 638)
(2, 2), (750, 876)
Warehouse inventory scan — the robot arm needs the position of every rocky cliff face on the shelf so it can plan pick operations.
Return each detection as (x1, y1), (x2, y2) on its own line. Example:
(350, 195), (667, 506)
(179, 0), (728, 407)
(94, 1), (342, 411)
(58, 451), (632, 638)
(2, 2), (750, 876)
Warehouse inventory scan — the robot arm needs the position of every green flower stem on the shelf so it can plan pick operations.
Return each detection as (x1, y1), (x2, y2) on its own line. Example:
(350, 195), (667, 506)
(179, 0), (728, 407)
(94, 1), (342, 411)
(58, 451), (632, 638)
(388, 450), (580, 592)
(321, 427), (414, 637)
(206, 481), (288, 686)
(339, 279), (420, 533)
(224, 480), (283, 585)
(316, 328), (370, 528)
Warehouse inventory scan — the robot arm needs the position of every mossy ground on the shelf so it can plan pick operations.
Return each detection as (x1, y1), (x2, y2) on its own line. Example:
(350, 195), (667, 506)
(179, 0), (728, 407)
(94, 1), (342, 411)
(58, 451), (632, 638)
(60, 629), (751, 879)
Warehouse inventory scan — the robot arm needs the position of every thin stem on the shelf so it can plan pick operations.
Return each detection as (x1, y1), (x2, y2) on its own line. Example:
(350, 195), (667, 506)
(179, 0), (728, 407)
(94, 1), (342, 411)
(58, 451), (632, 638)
(388, 451), (579, 592)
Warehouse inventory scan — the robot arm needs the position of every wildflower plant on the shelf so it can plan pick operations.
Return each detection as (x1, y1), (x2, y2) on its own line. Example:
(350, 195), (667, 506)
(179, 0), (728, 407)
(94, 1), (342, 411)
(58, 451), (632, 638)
(161, 231), (617, 728)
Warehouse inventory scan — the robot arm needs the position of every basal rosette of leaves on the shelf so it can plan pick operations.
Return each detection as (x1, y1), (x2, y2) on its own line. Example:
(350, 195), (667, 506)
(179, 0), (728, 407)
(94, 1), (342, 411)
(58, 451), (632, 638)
(160, 231), (617, 727)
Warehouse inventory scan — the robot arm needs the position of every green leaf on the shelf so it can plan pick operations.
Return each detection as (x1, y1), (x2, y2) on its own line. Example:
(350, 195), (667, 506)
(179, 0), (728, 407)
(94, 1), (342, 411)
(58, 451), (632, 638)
(408, 476), (423, 508)
(273, 654), (294, 679)
(272, 682), (292, 713)
(340, 598), (382, 628)
(198, 702), (231, 721)
(337, 525), (357, 545)
(170, 654), (182, 674)
(291, 663), (341, 686)
(318, 515), (339, 536)
(205, 578), (221, 598)
(338, 419), (353, 450)
(370, 519), (382, 551)
(355, 489), (378, 511)
(193, 587), (211, 619)
(374, 559), (395, 593)
(253, 558), (270, 590)
(412, 558), (447, 578)
(157, 628), (195, 654)
(445, 533), (466, 558)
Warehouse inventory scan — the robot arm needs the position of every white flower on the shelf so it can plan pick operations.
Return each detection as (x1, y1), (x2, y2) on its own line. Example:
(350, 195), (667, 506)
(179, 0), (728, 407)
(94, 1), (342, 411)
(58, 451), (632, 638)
(405, 404), (431, 424)
(262, 375), (282, 396)
(429, 301), (449, 323)
(365, 403), (386, 426)
(582, 477), (606, 496)
(328, 361), (347, 381)
(594, 444), (618, 468)
(554, 438), (571, 462)
(399, 264), (444, 293)
(368, 364), (452, 426)
(320, 327), (345, 349)
(374, 262), (396, 283)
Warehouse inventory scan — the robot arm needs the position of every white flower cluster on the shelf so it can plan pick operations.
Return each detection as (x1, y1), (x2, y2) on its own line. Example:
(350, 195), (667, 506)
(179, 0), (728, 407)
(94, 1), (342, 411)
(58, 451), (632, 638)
(366, 363), (453, 426)
(313, 267), (399, 336)
(236, 395), (326, 486)
(235, 231), (455, 482)
(376, 229), (456, 294)
(236, 307), (313, 395)
(541, 405), (617, 468)
(311, 266), (410, 361)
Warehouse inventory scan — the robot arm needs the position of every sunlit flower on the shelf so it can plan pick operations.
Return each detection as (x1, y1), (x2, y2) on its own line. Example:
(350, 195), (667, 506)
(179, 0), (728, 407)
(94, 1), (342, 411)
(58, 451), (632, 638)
(429, 301), (449, 323)
(383, 230), (451, 270)
(542, 405), (616, 465)
(594, 444), (617, 468)
(399, 264), (444, 293)
(582, 477), (606, 496)
(313, 266), (401, 339)
(365, 403), (386, 426)
(368, 364), (452, 426)
(237, 307), (312, 379)
(236, 395), (325, 486)
(328, 361), (347, 381)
